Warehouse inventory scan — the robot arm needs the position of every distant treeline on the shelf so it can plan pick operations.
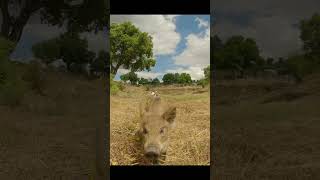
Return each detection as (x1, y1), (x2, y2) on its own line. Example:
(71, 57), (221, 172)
(212, 13), (320, 83)
(119, 69), (210, 87)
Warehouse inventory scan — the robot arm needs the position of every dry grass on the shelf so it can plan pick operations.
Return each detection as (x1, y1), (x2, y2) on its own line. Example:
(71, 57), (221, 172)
(110, 85), (210, 165)
(0, 70), (106, 179)
(213, 76), (320, 179)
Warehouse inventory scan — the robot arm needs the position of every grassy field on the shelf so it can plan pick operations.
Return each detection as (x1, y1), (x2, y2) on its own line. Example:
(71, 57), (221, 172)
(110, 85), (210, 165)
(0, 67), (106, 179)
(213, 76), (320, 179)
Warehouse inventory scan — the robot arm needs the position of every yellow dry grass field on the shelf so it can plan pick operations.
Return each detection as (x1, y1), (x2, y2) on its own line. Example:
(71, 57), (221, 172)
(213, 75), (320, 179)
(1, 68), (106, 179)
(110, 85), (210, 165)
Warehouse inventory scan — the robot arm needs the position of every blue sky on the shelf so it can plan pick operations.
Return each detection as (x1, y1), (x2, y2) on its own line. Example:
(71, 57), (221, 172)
(111, 15), (210, 81)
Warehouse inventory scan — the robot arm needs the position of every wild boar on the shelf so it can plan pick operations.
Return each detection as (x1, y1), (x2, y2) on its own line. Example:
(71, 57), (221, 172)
(136, 92), (177, 164)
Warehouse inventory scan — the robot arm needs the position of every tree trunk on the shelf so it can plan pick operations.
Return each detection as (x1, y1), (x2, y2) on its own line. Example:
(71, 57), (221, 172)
(111, 63), (121, 75)
(0, 0), (41, 51)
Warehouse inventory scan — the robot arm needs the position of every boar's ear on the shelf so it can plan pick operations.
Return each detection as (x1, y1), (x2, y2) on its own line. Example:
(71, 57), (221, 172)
(162, 107), (176, 124)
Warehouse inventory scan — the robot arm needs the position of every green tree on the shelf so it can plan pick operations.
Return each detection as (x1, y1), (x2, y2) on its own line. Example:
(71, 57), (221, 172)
(120, 71), (139, 85)
(110, 22), (156, 75)
(0, 36), (15, 59)
(222, 35), (261, 77)
(58, 33), (92, 70)
(91, 50), (108, 76)
(178, 73), (192, 84)
(266, 57), (275, 66)
(32, 32), (96, 71)
(211, 35), (225, 69)
(0, 0), (108, 45)
(138, 77), (149, 85)
(300, 13), (320, 58)
(212, 35), (223, 50)
(204, 65), (210, 81)
(162, 73), (175, 84)
(174, 73), (180, 83)
(32, 38), (61, 64)
(151, 78), (160, 85)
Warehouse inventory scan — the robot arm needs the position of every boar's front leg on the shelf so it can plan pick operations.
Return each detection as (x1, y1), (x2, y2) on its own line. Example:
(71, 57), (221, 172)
(159, 152), (167, 163)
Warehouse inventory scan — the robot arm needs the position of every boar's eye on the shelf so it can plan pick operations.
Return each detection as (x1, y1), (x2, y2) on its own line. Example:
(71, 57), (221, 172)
(160, 127), (165, 134)
(143, 127), (148, 134)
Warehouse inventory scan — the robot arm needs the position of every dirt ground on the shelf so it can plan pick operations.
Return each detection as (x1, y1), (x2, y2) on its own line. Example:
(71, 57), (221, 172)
(0, 71), (106, 179)
(213, 76), (320, 179)
(110, 85), (210, 165)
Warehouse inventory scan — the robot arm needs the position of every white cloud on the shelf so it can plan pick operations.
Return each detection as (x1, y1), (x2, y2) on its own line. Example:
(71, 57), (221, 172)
(195, 17), (209, 29)
(117, 69), (130, 75)
(136, 72), (162, 79)
(110, 15), (181, 56)
(117, 69), (162, 79)
(166, 66), (205, 80)
(173, 18), (210, 68)
(80, 30), (108, 53)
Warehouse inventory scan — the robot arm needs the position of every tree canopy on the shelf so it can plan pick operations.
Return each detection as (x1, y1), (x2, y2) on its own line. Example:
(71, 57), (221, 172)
(91, 50), (108, 75)
(120, 71), (139, 85)
(110, 22), (156, 75)
(300, 13), (320, 59)
(162, 72), (193, 85)
(32, 32), (95, 70)
(0, 0), (108, 45)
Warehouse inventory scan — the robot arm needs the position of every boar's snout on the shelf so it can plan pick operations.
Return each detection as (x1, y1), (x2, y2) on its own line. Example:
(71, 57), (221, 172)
(145, 145), (160, 158)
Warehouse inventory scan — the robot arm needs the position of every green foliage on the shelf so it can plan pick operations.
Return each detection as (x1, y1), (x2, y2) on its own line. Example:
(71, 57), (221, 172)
(0, 60), (26, 107)
(196, 65), (210, 88)
(300, 13), (320, 58)
(138, 77), (149, 85)
(197, 79), (207, 88)
(22, 61), (46, 95)
(162, 72), (193, 85)
(32, 38), (60, 64)
(120, 71), (139, 85)
(1, 0), (108, 43)
(204, 65), (210, 81)
(151, 78), (160, 85)
(286, 55), (317, 82)
(110, 22), (156, 74)
(212, 35), (264, 78)
(110, 74), (120, 95)
(178, 73), (192, 84)
(58, 33), (93, 68)
(0, 36), (15, 59)
(0, 78), (26, 107)
(162, 73), (175, 84)
(91, 50), (108, 75)
(32, 32), (96, 72)
(145, 85), (151, 91)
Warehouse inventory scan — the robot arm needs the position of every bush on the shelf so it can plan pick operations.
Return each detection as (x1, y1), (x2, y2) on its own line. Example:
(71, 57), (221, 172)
(0, 37), (26, 107)
(111, 83), (120, 95)
(22, 61), (46, 95)
(110, 73), (120, 95)
(145, 85), (151, 91)
(118, 81), (126, 91)
(0, 36), (15, 59)
(0, 79), (26, 107)
(286, 55), (320, 82)
(197, 79), (207, 88)
(0, 60), (26, 107)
